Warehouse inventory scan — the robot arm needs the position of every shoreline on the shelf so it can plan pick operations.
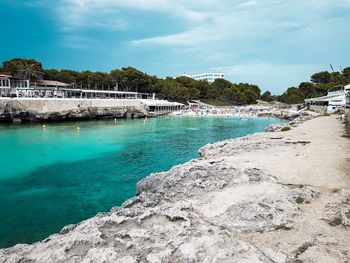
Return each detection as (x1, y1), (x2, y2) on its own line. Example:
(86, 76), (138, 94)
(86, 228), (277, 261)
(0, 97), (180, 123)
(0, 97), (316, 124)
(1, 114), (349, 262)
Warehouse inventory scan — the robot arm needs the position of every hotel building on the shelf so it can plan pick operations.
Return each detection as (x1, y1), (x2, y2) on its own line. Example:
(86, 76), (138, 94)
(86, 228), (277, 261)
(305, 84), (350, 112)
(0, 74), (183, 113)
(181, 73), (224, 83)
(0, 74), (153, 99)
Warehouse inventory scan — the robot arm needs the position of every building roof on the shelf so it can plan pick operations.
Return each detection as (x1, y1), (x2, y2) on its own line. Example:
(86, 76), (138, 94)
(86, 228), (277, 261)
(0, 74), (12, 78)
(305, 93), (345, 103)
(141, 99), (184, 107)
(31, 80), (70, 87)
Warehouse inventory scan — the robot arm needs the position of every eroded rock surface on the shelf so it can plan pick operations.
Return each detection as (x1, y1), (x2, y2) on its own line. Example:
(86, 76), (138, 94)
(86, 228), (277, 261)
(0, 99), (148, 122)
(323, 194), (350, 227)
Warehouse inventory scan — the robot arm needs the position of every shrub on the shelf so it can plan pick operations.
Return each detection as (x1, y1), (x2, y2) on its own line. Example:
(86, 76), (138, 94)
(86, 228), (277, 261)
(345, 119), (350, 138)
(281, 126), (291, 132)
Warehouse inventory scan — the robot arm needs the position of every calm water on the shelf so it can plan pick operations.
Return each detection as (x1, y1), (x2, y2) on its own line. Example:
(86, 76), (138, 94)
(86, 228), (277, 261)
(0, 116), (283, 248)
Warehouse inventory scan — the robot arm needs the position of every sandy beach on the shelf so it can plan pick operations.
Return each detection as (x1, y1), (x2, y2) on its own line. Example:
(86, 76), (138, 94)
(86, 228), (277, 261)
(1, 115), (349, 262)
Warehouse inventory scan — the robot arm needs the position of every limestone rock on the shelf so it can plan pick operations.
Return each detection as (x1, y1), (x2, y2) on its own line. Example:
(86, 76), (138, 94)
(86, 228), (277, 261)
(0, 100), (148, 122)
(323, 194), (350, 227)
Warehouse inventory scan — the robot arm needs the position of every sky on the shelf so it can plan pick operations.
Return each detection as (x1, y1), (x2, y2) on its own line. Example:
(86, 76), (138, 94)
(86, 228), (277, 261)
(1, 0), (349, 94)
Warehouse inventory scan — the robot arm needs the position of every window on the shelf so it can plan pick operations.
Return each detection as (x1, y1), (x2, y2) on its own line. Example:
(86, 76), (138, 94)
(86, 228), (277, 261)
(5, 79), (9, 87)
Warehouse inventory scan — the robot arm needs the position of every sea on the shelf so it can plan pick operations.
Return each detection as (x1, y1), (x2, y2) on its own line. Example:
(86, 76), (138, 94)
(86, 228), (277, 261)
(0, 116), (283, 248)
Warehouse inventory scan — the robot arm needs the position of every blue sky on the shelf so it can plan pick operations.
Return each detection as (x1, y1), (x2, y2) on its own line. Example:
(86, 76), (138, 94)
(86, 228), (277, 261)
(1, 0), (350, 94)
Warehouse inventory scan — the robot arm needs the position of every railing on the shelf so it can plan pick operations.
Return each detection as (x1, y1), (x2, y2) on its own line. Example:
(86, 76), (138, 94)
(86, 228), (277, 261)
(328, 90), (345, 96)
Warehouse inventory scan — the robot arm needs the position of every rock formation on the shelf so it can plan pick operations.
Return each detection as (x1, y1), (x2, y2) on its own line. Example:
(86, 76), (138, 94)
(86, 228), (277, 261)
(0, 99), (148, 122)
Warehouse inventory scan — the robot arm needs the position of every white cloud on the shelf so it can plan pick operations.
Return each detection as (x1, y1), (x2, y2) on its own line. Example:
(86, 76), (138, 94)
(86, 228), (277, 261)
(43, 0), (350, 47)
(31, 0), (350, 92)
(51, 0), (212, 31)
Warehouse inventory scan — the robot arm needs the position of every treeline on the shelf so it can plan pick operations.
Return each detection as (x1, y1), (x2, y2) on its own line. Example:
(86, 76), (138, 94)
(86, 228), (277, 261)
(275, 68), (350, 104)
(0, 58), (261, 104)
(1, 58), (349, 105)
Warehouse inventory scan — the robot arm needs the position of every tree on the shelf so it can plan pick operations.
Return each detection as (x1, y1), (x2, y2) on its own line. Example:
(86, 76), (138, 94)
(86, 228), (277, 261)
(298, 82), (317, 98)
(342, 67), (350, 81)
(211, 79), (232, 94)
(260, 91), (273, 102)
(279, 87), (305, 104)
(44, 69), (60, 80)
(154, 78), (189, 102)
(330, 72), (348, 85)
(206, 85), (221, 99)
(110, 67), (151, 92)
(310, 71), (331, 85)
(2, 58), (44, 80)
(243, 87), (259, 104)
(175, 76), (200, 100)
(248, 84), (261, 98)
(223, 86), (240, 103)
(56, 70), (79, 84)
(197, 80), (210, 99)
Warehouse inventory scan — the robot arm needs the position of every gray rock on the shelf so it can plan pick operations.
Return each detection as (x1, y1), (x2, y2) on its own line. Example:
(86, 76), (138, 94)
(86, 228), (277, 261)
(0, 100), (148, 122)
(323, 194), (350, 227)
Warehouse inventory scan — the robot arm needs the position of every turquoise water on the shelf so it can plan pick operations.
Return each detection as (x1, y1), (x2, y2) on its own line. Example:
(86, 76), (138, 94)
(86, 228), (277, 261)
(0, 116), (283, 248)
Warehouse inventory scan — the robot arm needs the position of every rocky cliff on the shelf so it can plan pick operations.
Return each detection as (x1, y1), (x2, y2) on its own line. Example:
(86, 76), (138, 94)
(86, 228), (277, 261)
(0, 99), (148, 122)
(0, 115), (349, 263)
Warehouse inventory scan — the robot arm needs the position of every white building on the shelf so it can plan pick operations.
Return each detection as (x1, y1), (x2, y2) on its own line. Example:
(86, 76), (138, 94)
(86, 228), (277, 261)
(305, 84), (350, 112)
(182, 72), (224, 83)
(0, 75), (153, 99)
(0, 74), (30, 97)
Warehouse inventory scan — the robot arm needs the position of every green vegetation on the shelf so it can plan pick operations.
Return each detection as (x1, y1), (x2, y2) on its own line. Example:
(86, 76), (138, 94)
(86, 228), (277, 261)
(2, 58), (44, 80)
(260, 91), (275, 102)
(0, 58), (260, 104)
(200, 98), (232, 106)
(327, 217), (342, 226)
(295, 196), (305, 204)
(281, 126), (291, 132)
(276, 68), (350, 104)
(331, 188), (341, 193)
(345, 118), (350, 138)
(1, 58), (349, 105)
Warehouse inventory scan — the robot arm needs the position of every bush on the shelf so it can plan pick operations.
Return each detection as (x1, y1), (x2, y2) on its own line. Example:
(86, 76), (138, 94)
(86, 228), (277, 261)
(345, 118), (350, 138)
(297, 104), (305, 110)
(281, 126), (291, 132)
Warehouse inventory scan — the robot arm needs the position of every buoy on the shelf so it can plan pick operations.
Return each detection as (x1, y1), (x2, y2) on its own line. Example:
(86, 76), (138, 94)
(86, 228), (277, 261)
(114, 118), (117, 123)
(77, 126), (80, 131)
(43, 124), (46, 128)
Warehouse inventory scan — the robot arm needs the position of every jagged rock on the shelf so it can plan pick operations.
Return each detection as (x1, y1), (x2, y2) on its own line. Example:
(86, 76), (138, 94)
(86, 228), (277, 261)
(265, 123), (290, 132)
(0, 100), (148, 122)
(323, 194), (350, 227)
(0, 155), (321, 262)
(198, 136), (283, 159)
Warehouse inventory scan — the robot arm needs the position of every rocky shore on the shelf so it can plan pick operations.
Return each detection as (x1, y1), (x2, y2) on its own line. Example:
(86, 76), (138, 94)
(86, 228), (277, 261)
(1, 115), (349, 263)
(0, 98), (149, 123)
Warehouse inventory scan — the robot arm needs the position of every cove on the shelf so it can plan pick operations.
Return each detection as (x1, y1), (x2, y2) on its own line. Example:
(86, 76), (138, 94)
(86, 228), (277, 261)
(0, 116), (283, 248)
